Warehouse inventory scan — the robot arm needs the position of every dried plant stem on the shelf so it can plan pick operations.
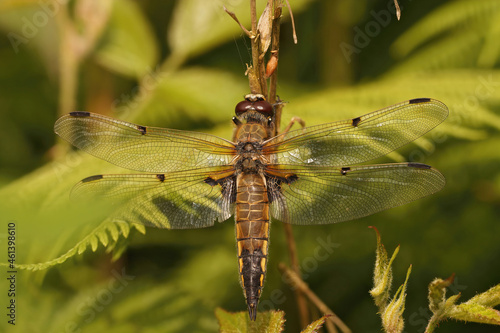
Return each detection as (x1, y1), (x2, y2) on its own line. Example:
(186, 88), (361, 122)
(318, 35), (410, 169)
(394, 0), (401, 20)
(268, 3), (281, 104)
(57, 5), (78, 116)
(249, 0), (269, 95)
(269, 2), (281, 135)
(284, 0), (298, 43)
(279, 263), (352, 333)
(56, 1), (111, 116)
(223, 6), (252, 37)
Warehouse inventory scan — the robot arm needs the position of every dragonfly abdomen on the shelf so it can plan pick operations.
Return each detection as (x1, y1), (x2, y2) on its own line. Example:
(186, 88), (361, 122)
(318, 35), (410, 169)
(235, 173), (270, 321)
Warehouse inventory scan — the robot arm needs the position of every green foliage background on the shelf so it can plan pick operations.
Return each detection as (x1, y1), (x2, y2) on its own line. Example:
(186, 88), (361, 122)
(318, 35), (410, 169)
(0, 0), (499, 332)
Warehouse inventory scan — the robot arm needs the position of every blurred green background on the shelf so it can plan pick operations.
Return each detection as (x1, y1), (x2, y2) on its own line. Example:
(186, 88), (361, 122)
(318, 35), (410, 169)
(1, 0), (500, 332)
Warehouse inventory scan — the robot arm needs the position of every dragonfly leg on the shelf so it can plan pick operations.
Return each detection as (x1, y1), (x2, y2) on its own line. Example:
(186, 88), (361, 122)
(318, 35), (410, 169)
(281, 116), (305, 134)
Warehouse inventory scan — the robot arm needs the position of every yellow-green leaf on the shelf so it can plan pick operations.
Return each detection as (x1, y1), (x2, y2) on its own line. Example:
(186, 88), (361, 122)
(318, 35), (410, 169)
(448, 303), (500, 325)
(215, 308), (285, 333)
(300, 315), (328, 333)
(381, 265), (412, 333)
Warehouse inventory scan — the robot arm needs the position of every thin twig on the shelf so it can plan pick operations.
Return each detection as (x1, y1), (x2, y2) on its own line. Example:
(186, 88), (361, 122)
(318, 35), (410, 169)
(250, 0), (257, 34)
(268, 3), (281, 104)
(223, 6), (252, 37)
(279, 263), (352, 333)
(269, 1), (281, 135)
(248, 0), (266, 95)
(284, 0), (298, 43)
(394, 0), (401, 20)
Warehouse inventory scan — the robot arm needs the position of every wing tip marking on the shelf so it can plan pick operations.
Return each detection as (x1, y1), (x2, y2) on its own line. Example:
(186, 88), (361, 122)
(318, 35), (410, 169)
(81, 175), (104, 183)
(69, 111), (91, 117)
(407, 162), (432, 169)
(137, 125), (147, 135)
(409, 98), (431, 104)
(341, 167), (351, 175)
(156, 174), (165, 182)
(352, 117), (361, 127)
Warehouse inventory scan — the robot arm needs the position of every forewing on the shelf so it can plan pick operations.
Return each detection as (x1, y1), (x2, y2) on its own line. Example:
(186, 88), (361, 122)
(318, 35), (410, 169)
(268, 163), (445, 225)
(54, 112), (236, 173)
(264, 99), (448, 166)
(71, 167), (236, 229)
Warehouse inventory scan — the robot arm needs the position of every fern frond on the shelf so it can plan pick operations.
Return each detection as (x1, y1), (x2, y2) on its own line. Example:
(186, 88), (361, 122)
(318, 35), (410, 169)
(3, 220), (144, 271)
(392, 0), (500, 57)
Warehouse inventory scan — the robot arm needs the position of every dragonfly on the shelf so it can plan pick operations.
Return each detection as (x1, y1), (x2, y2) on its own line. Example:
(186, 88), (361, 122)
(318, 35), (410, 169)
(54, 95), (448, 320)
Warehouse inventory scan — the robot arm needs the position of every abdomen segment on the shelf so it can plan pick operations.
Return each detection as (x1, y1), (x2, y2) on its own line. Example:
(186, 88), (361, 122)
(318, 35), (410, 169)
(235, 173), (270, 320)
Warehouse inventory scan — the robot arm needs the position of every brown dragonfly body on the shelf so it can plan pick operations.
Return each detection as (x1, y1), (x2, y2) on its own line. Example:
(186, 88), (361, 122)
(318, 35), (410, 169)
(232, 111), (274, 319)
(54, 95), (448, 320)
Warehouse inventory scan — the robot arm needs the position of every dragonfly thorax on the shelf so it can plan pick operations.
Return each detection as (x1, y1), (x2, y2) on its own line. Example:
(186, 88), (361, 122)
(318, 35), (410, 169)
(235, 141), (265, 174)
(236, 157), (264, 174)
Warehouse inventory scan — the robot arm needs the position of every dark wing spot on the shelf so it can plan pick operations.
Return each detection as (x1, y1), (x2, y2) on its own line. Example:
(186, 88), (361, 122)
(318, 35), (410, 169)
(156, 174), (165, 182)
(285, 174), (298, 184)
(137, 125), (147, 135)
(341, 167), (351, 175)
(204, 177), (218, 186)
(408, 162), (431, 169)
(409, 98), (431, 104)
(81, 175), (104, 183)
(70, 111), (91, 117)
(352, 117), (361, 127)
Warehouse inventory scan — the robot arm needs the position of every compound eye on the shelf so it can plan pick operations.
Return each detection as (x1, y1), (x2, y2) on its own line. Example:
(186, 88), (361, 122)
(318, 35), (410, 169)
(235, 100), (252, 115)
(253, 100), (273, 114)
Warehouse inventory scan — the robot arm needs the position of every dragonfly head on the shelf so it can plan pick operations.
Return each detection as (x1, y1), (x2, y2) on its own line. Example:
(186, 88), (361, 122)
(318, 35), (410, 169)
(235, 94), (274, 124)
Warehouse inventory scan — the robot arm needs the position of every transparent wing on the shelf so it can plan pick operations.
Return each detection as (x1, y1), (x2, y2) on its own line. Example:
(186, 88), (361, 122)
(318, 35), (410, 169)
(264, 99), (448, 166)
(54, 112), (236, 173)
(71, 167), (236, 229)
(267, 163), (445, 225)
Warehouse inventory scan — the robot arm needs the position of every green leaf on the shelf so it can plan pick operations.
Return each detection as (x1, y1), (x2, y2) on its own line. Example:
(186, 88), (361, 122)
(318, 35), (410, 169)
(391, 0), (500, 58)
(428, 274), (455, 313)
(381, 265), (412, 333)
(117, 221), (130, 238)
(97, 229), (109, 247)
(448, 303), (500, 325)
(445, 283), (500, 325)
(167, 0), (314, 61)
(0, 219), (135, 271)
(94, 0), (159, 78)
(216, 308), (285, 333)
(426, 280), (500, 331)
(0, 266), (221, 333)
(300, 315), (329, 333)
(369, 226), (399, 310)
(466, 284), (500, 307)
